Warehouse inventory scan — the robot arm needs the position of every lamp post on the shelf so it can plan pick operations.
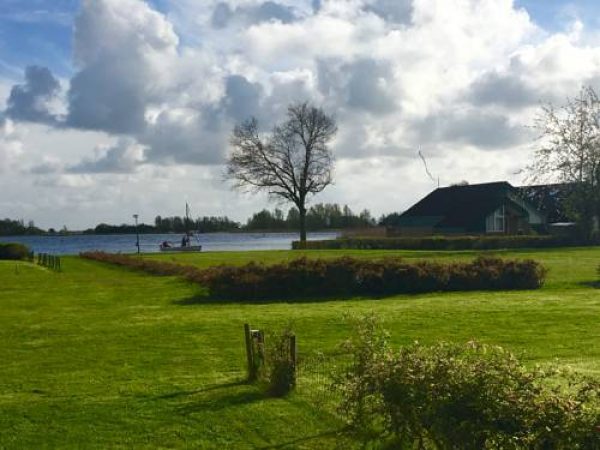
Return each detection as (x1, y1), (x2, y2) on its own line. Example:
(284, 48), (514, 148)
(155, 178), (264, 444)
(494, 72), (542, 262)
(133, 214), (140, 254)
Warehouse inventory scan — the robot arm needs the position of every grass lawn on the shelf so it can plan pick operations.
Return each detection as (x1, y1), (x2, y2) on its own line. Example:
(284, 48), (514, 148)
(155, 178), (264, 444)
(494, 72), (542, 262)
(1, 247), (600, 448)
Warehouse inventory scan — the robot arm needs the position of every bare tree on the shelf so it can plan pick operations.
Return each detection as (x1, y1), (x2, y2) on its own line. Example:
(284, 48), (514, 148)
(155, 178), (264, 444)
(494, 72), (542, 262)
(529, 86), (600, 238)
(227, 102), (337, 243)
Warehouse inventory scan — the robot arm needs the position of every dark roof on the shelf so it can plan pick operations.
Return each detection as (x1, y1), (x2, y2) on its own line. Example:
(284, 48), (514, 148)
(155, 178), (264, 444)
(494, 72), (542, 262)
(398, 182), (514, 229)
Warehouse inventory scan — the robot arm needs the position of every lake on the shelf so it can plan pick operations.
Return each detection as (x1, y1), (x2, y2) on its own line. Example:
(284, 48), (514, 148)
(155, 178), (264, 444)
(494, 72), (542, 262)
(0, 232), (338, 255)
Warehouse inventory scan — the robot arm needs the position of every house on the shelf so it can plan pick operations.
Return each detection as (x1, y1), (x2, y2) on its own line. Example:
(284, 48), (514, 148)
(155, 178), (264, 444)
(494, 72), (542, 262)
(390, 182), (546, 236)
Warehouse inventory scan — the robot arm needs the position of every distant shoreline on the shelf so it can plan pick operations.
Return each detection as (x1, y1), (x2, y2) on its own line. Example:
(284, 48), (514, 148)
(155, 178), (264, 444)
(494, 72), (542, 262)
(0, 230), (341, 237)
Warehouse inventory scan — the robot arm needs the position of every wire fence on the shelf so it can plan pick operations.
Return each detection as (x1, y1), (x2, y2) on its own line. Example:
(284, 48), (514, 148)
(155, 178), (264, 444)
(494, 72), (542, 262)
(37, 253), (62, 271)
(295, 350), (351, 410)
(242, 324), (353, 417)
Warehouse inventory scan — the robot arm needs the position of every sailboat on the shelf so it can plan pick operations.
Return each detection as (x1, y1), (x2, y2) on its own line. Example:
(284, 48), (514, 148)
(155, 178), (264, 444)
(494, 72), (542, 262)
(159, 203), (202, 252)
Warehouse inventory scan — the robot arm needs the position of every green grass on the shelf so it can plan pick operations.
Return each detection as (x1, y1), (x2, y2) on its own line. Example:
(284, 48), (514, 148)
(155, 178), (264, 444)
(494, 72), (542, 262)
(1, 247), (600, 448)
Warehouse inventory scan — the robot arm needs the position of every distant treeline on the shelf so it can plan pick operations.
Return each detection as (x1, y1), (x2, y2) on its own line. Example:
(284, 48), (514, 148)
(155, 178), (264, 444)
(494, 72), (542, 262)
(82, 223), (157, 235)
(1, 203), (392, 236)
(154, 216), (241, 233)
(0, 218), (45, 236)
(86, 203), (380, 234)
(245, 204), (376, 231)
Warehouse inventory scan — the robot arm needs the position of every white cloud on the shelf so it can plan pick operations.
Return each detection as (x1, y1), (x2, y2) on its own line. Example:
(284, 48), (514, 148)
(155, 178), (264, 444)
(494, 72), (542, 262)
(66, 0), (179, 133)
(211, 1), (299, 29)
(0, 118), (24, 171)
(5, 66), (60, 124)
(67, 138), (146, 174)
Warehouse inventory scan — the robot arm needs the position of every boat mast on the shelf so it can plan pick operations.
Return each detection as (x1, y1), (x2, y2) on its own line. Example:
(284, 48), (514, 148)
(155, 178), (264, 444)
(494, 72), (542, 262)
(185, 202), (191, 237)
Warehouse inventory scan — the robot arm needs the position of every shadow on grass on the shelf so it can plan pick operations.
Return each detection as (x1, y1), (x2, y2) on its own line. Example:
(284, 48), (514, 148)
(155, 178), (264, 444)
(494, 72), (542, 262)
(155, 379), (268, 415)
(579, 280), (600, 289)
(173, 292), (378, 306)
(173, 286), (543, 306)
(176, 384), (266, 414)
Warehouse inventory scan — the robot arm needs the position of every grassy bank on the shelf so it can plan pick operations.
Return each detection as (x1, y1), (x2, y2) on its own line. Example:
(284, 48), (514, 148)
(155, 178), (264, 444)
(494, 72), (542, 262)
(1, 247), (600, 447)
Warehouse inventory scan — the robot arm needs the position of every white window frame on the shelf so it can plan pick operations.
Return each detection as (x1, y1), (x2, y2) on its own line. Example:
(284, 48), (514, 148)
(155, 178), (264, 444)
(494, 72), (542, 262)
(486, 205), (505, 233)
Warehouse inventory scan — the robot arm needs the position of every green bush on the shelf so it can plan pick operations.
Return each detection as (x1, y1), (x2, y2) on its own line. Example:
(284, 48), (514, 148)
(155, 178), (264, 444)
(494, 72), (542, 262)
(293, 235), (586, 250)
(336, 316), (600, 449)
(0, 243), (31, 260)
(199, 256), (546, 300)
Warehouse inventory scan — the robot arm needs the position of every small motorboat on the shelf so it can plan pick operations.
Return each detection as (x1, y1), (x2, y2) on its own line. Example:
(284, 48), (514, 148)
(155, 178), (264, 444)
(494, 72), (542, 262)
(159, 242), (202, 252)
(159, 203), (202, 252)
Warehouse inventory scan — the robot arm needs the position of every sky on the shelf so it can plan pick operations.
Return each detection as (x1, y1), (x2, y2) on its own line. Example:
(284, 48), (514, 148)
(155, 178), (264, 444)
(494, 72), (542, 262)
(2, 0), (600, 229)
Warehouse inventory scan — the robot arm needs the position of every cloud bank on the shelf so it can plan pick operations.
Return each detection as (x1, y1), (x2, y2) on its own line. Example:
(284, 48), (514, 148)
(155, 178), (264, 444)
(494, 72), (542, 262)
(4, 0), (600, 227)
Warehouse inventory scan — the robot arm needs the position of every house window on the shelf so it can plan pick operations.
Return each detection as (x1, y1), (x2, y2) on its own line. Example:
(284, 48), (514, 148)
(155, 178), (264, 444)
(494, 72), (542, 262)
(486, 205), (505, 233)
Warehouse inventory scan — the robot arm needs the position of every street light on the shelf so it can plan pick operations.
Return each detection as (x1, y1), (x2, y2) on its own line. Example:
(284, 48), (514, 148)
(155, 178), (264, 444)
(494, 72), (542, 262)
(133, 214), (140, 254)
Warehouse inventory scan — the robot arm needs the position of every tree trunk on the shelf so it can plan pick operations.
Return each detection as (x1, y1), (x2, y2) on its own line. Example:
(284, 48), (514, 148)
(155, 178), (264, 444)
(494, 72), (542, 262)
(299, 206), (307, 245)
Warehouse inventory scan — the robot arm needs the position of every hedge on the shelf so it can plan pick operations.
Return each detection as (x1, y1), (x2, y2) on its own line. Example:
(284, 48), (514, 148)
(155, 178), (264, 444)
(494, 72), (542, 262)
(0, 243), (31, 260)
(293, 235), (589, 250)
(81, 252), (547, 301)
(198, 256), (546, 300)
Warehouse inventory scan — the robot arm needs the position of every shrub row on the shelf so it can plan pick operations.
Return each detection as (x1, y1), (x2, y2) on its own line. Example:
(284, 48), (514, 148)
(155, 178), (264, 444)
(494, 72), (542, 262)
(81, 252), (547, 300)
(80, 251), (199, 277)
(0, 243), (31, 260)
(199, 256), (546, 300)
(336, 316), (600, 449)
(293, 235), (588, 250)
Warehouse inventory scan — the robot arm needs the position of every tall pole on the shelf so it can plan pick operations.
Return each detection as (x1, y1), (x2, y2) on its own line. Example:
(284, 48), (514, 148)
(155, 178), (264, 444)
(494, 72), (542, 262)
(133, 214), (140, 254)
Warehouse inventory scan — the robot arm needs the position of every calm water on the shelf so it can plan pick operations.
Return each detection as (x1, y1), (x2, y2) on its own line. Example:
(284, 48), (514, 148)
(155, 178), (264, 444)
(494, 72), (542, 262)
(0, 232), (338, 255)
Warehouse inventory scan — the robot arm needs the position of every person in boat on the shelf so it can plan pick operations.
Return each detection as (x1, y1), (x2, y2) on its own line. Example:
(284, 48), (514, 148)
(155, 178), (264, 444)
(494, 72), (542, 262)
(181, 235), (187, 247)
(161, 241), (171, 249)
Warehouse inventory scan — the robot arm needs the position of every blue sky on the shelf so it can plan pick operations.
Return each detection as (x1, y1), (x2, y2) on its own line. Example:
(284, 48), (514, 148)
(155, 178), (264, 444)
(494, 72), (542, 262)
(0, 0), (77, 77)
(515, 0), (600, 30)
